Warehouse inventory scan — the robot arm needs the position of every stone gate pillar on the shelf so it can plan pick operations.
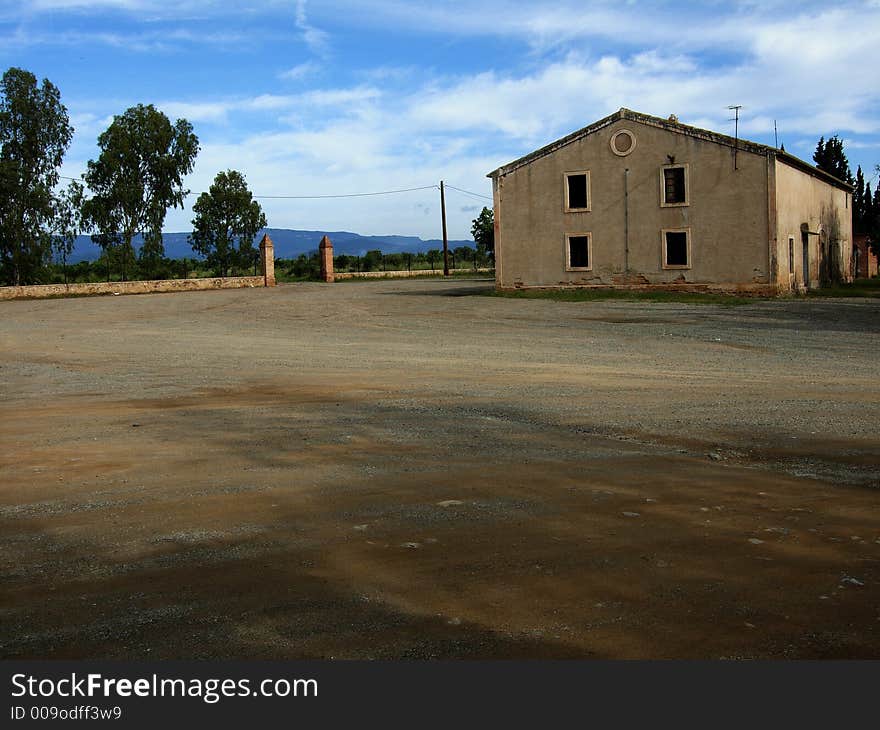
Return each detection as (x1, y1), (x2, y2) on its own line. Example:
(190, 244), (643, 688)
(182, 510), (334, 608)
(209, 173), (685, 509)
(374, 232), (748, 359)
(260, 233), (275, 287)
(319, 235), (334, 283)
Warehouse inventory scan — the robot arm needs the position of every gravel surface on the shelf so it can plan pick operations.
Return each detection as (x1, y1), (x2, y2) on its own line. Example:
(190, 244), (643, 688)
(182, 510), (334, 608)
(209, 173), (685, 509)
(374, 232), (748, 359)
(1, 279), (879, 658)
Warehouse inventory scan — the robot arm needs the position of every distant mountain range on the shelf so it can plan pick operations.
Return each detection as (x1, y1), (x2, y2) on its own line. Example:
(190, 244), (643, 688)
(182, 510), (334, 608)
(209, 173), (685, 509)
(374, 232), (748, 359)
(69, 228), (476, 263)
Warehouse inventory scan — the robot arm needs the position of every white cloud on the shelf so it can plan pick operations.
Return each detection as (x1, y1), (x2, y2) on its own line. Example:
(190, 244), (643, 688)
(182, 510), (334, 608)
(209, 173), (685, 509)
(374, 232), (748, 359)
(1, 25), (254, 52)
(845, 140), (880, 150)
(294, 0), (329, 56)
(403, 53), (726, 142)
(244, 95), (297, 111)
(156, 101), (231, 123)
(25, 0), (151, 9)
(19, 0), (880, 240)
(279, 61), (321, 82)
(12, 0), (233, 14)
(300, 86), (381, 107)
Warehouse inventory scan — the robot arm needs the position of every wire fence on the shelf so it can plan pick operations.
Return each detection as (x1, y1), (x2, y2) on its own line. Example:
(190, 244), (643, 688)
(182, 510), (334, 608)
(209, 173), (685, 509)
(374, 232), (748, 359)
(42, 246), (495, 285)
(279, 248), (494, 281)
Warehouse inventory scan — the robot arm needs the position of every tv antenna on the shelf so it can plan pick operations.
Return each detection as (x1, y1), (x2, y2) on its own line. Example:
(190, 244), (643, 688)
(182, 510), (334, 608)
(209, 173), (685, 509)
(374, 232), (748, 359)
(727, 105), (742, 170)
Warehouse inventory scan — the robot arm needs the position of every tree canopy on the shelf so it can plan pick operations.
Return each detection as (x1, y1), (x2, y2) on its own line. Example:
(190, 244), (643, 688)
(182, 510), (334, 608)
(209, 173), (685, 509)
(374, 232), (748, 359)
(52, 179), (84, 275)
(471, 206), (494, 260)
(189, 170), (266, 277)
(82, 103), (199, 280)
(813, 135), (853, 184)
(0, 67), (73, 286)
(825, 139), (880, 258)
(869, 169), (880, 258)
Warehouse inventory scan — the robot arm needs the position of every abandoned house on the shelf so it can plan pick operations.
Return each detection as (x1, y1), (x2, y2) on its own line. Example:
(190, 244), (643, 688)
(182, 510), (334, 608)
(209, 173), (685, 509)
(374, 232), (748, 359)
(487, 108), (853, 294)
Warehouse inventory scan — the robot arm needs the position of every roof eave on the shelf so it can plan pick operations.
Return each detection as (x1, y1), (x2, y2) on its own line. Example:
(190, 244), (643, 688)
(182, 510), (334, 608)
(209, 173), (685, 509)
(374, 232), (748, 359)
(487, 108), (854, 194)
(487, 108), (627, 179)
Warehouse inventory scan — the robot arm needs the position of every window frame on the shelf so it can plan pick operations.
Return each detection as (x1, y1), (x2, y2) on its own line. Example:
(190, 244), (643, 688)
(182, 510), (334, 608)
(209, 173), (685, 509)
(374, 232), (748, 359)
(564, 232), (593, 272)
(660, 163), (689, 208)
(610, 129), (637, 157)
(563, 170), (592, 213)
(661, 227), (691, 270)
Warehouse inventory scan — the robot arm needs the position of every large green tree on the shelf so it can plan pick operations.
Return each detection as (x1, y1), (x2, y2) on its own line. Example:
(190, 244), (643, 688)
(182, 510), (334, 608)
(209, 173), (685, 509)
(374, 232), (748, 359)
(471, 206), (495, 261)
(82, 104), (199, 280)
(361, 249), (382, 272)
(0, 67), (73, 286)
(189, 170), (266, 277)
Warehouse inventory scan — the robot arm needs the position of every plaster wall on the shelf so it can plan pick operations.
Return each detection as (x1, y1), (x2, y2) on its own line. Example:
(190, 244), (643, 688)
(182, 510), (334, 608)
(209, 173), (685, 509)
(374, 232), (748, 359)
(774, 160), (853, 290)
(494, 118), (771, 289)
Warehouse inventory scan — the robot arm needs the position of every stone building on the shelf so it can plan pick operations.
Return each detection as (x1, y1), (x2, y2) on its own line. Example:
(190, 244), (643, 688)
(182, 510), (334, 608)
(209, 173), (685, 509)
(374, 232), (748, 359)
(488, 108), (853, 294)
(852, 233), (878, 279)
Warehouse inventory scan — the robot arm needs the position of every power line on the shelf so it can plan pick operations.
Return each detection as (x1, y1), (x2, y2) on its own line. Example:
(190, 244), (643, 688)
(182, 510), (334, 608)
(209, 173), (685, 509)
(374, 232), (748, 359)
(254, 184), (438, 200)
(58, 178), (495, 204)
(444, 184), (492, 201)
(59, 177), (439, 200)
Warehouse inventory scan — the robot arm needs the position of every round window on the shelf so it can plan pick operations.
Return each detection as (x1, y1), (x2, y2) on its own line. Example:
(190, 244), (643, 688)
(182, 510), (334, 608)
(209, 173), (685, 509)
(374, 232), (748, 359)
(610, 129), (637, 156)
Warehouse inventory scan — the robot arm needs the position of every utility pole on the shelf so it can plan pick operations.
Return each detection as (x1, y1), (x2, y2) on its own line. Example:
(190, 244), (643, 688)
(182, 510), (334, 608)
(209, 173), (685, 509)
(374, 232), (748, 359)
(728, 104), (742, 171)
(440, 180), (450, 276)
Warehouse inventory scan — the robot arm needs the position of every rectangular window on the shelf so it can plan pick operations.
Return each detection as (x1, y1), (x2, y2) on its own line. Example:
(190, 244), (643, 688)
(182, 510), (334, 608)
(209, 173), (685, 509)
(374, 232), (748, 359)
(661, 164), (688, 206)
(662, 229), (690, 269)
(565, 233), (591, 271)
(788, 237), (795, 274)
(564, 171), (591, 212)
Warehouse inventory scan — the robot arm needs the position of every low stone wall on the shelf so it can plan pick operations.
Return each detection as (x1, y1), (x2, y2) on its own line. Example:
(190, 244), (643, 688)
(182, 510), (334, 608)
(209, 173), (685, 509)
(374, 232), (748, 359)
(0, 276), (266, 301)
(334, 267), (494, 280)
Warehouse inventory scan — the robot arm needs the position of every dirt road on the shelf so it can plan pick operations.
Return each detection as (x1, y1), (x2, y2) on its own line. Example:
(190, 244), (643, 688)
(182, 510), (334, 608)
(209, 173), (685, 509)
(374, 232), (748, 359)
(2, 280), (879, 658)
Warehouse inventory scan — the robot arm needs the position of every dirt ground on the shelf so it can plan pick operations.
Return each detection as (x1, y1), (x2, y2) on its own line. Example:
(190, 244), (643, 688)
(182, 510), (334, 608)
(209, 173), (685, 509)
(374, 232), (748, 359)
(2, 279), (879, 659)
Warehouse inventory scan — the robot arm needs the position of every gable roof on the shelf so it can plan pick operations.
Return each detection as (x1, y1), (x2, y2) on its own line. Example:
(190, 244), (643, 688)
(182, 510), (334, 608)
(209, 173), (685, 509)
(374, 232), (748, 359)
(487, 108), (852, 191)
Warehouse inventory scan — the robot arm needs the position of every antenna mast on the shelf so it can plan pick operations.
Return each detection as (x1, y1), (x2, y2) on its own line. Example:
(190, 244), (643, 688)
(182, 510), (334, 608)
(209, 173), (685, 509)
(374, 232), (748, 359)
(728, 105), (742, 170)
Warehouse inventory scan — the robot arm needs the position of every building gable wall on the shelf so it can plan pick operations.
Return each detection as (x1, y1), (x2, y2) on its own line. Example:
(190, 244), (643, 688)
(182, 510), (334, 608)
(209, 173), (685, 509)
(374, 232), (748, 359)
(495, 117), (772, 289)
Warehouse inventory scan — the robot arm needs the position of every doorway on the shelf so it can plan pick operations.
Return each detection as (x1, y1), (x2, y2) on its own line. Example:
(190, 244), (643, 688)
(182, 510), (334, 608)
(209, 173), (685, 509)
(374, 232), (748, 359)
(801, 232), (810, 289)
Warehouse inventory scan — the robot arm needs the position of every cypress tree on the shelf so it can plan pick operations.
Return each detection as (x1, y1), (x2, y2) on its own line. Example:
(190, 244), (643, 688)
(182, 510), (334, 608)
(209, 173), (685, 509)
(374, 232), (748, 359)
(813, 137), (825, 168)
(869, 182), (880, 258)
(853, 166), (865, 233)
(813, 135), (853, 184)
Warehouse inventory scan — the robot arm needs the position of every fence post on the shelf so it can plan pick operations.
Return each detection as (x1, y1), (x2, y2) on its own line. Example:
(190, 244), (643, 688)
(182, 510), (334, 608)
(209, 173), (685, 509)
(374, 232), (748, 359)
(259, 233), (276, 287)
(319, 235), (335, 282)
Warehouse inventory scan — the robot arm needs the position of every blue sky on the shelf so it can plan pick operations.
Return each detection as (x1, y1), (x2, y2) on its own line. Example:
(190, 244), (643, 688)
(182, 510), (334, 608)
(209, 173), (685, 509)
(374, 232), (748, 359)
(2, 0), (879, 240)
